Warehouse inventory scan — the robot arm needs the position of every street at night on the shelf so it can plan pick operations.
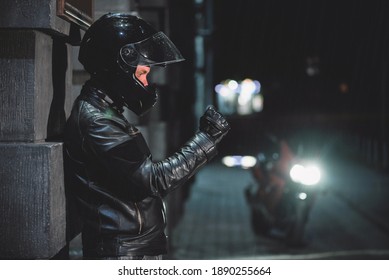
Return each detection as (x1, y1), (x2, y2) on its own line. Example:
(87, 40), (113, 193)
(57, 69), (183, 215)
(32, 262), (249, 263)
(167, 0), (389, 261)
(171, 132), (389, 259)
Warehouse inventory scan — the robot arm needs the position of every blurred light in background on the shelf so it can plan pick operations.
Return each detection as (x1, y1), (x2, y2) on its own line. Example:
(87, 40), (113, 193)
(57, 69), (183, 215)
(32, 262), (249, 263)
(221, 155), (257, 169)
(215, 78), (263, 116)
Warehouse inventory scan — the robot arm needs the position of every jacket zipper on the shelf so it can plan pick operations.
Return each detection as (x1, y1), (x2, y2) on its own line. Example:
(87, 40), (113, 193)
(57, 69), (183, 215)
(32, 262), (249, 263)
(134, 202), (143, 234)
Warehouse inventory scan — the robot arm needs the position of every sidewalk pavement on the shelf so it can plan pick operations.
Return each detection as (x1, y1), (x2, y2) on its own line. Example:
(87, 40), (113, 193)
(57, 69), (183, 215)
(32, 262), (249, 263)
(170, 161), (283, 260)
(170, 153), (389, 260)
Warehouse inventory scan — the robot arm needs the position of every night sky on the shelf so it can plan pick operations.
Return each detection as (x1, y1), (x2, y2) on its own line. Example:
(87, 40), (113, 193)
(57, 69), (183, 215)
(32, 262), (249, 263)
(213, 0), (389, 115)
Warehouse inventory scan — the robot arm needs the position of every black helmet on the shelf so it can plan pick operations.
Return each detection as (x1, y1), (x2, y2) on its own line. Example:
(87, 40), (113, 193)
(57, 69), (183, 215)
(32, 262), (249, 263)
(79, 13), (184, 115)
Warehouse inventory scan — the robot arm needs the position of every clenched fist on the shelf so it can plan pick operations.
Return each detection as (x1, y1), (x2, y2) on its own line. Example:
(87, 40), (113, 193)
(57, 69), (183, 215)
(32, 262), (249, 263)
(199, 105), (230, 144)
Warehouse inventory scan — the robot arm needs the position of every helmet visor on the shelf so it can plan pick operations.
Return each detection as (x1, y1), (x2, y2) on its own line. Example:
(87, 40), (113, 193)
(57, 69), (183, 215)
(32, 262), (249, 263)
(119, 31), (185, 67)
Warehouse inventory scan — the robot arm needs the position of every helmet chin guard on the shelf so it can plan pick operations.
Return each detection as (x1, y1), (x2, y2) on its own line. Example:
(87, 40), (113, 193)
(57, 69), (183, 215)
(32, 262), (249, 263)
(109, 70), (158, 116)
(125, 75), (158, 116)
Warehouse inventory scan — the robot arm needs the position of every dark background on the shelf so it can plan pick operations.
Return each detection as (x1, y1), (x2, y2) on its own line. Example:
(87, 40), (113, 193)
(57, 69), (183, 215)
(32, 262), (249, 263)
(213, 0), (389, 116)
(194, 0), (389, 158)
(169, 1), (389, 260)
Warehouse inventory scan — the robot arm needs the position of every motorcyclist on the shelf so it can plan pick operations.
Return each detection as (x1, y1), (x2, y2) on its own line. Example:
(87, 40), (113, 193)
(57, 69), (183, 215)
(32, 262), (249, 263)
(64, 13), (230, 260)
(247, 134), (294, 217)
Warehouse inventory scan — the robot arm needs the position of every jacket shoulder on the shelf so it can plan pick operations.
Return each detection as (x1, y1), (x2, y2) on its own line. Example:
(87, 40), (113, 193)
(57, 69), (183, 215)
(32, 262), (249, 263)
(75, 99), (141, 152)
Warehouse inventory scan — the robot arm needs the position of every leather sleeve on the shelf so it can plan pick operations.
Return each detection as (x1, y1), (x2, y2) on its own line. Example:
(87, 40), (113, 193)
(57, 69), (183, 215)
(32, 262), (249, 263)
(83, 115), (217, 200)
(130, 131), (217, 198)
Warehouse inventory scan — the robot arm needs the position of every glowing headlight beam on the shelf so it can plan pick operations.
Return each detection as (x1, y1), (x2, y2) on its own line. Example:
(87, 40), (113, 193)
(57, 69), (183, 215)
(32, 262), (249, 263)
(290, 164), (321, 186)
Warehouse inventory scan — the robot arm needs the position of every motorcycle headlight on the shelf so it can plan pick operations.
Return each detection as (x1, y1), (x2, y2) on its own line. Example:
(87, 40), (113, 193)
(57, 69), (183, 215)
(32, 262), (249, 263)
(289, 163), (321, 186)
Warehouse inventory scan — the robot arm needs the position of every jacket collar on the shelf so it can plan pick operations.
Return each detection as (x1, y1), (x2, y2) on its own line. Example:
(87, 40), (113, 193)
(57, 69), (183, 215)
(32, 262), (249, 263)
(83, 80), (124, 113)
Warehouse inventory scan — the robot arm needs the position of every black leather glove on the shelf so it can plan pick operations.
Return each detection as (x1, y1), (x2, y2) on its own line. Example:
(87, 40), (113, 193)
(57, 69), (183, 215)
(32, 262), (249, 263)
(199, 105), (230, 144)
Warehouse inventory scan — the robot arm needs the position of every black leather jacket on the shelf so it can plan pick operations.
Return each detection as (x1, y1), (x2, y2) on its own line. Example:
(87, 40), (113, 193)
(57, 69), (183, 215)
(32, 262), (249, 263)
(64, 81), (217, 258)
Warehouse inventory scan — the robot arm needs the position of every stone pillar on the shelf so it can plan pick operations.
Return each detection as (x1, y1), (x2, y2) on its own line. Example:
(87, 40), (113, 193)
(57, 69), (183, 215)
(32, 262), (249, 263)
(0, 0), (73, 259)
(0, 143), (65, 259)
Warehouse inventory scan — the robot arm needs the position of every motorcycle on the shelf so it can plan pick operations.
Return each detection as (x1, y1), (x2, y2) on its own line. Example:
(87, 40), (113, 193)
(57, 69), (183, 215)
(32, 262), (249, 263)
(244, 135), (323, 245)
